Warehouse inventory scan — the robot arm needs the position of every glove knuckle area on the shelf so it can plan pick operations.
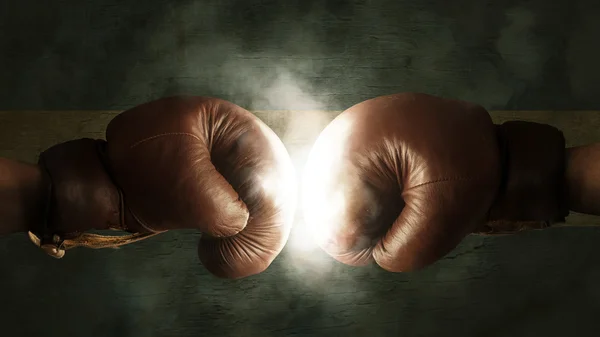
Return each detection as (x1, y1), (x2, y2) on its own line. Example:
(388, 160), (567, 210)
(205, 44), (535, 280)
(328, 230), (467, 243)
(106, 96), (295, 278)
(304, 92), (501, 272)
(105, 96), (251, 234)
(38, 139), (121, 236)
(197, 119), (297, 279)
(302, 114), (403, 268)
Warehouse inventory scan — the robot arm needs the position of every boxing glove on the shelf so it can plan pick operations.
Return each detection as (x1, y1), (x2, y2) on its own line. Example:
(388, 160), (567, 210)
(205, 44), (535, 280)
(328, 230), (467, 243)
(6, 96), (297, 279)
(302, 92), (581, 272)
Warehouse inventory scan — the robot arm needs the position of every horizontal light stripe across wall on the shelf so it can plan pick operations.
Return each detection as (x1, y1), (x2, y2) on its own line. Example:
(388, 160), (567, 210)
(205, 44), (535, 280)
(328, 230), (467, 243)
(1, 109), (599, 147)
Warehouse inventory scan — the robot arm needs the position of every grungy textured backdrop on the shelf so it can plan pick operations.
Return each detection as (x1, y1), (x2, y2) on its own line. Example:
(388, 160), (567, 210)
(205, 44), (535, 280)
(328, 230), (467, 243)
(1, 0), (600, 336)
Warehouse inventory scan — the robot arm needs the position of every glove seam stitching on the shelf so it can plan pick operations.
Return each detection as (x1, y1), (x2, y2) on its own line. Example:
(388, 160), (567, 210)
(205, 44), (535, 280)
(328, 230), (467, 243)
(406, 176), (477, 191)
(129, 132), (202, 149)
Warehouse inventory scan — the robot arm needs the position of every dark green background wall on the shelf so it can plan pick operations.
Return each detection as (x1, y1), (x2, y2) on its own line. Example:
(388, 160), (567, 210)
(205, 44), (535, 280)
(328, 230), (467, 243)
(2, 0), (600, 111)
(2, 0), (600, 336)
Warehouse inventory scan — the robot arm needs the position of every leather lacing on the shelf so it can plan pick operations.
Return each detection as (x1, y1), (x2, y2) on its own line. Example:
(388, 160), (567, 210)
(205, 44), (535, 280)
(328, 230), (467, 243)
(27, 230), (162, 259)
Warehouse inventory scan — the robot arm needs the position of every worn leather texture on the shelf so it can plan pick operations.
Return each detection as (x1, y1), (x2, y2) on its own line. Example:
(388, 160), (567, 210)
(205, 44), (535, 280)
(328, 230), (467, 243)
(302, 92), (568, 273)
(36, 96), (297, 279)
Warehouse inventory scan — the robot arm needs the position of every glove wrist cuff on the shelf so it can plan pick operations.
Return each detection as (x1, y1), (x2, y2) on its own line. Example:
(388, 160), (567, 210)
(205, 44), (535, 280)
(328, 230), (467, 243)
(35, 139), (124, 239)
(482, 121), (568, 233)
(29, 138), (162, 258)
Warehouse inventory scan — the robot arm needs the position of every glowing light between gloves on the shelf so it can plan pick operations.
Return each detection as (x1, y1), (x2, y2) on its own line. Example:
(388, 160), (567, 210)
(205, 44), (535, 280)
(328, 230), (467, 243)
(300, 117), (352, 252)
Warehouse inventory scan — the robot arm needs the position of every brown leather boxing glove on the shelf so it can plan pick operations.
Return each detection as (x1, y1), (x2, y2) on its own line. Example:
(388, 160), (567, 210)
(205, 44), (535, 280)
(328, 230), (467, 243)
(2, 96), (297, 279)
(302, 92), (594, 273)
